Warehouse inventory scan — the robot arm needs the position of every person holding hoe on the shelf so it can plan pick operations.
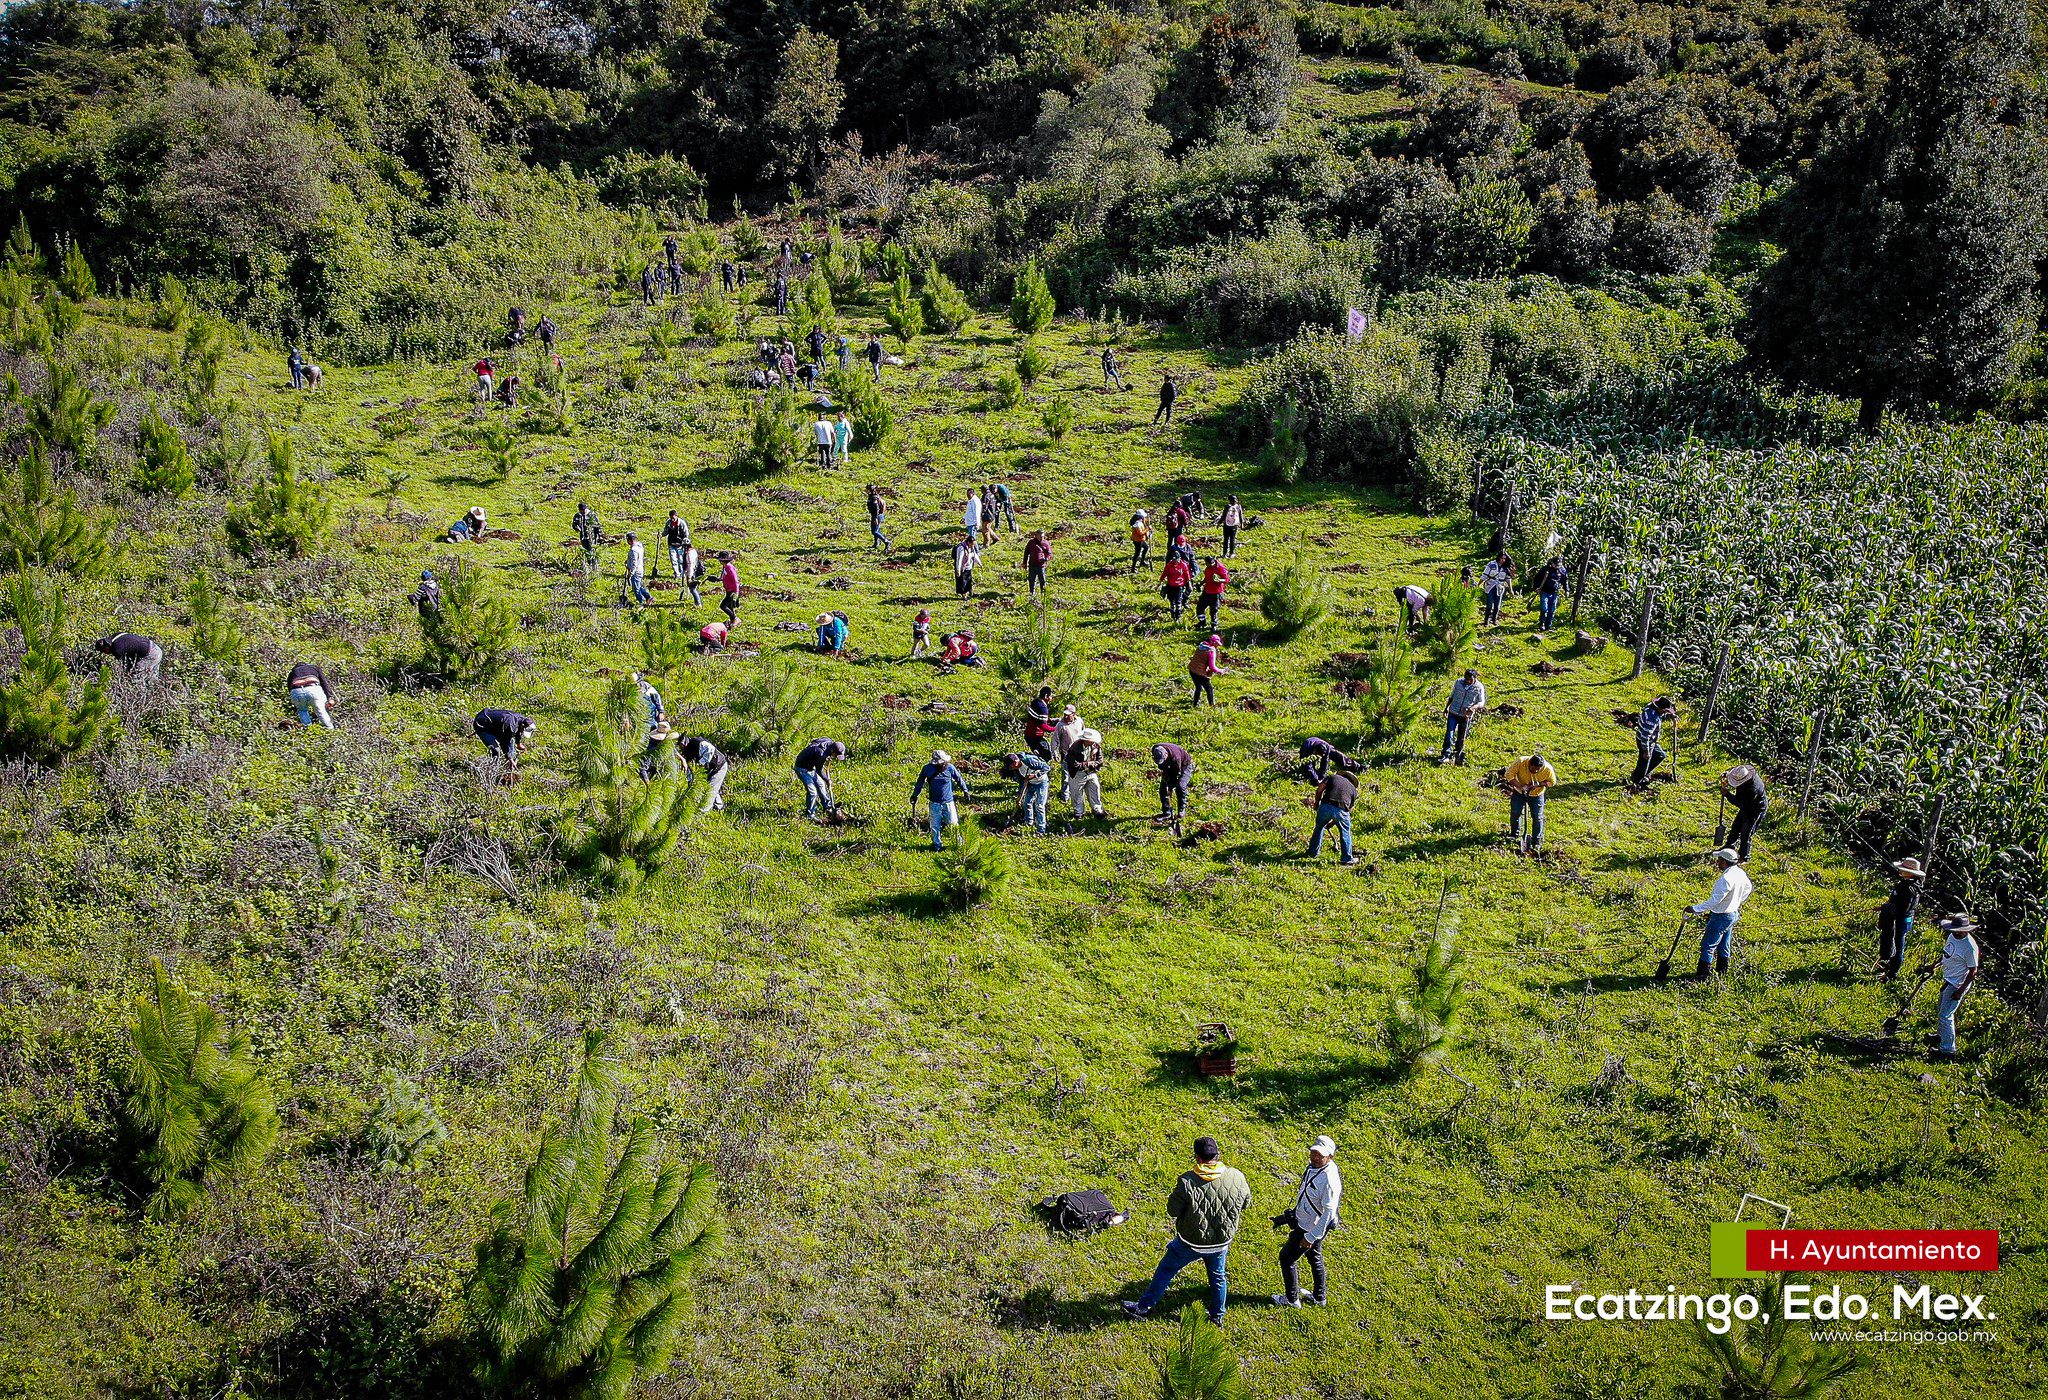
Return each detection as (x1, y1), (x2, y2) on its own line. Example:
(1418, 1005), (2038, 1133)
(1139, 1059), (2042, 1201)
(1189, 634), (1225, 708)
(1306, 767), (1361, 867)
(1630, 696), (1678, 789)
(1720, 764), (1768, 862)
(1876, 856), (1925, 981)
(1929, 913), (1980, 1057)
(1502, 750), (1557, 857)
(1688, 847), (1753, 979)
(793, 738), (848, 821)
(1121, 1136), (1251, 1324)
(1439, 668), (1485, 766)
(1152, 742), (1195, 828)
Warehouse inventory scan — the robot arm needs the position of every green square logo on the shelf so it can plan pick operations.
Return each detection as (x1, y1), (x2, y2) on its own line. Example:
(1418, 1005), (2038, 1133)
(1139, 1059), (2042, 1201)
(1710, 1222), (1768, 1279)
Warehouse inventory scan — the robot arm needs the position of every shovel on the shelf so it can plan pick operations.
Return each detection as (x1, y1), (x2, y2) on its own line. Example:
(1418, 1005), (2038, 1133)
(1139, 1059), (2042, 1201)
(1882, 964), (1940, 1039)
(1653, 911), (1691, 984)
(1713, 788), (1727, 848)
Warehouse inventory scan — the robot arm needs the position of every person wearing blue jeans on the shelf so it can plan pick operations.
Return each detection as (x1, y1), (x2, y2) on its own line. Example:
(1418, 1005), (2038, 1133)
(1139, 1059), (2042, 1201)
(1440, 669), (1485, 765)
(1931, 915), (1980, 1056)
(793, 738), (847, 820)
(625, 534), (652, 606)
(1122, 1137), (1251, 1325)
(1689, 848), (1753, 978)
(911, 750), (969, 851)
(1306, 771), (1360, 866)
(1005, 752), (1051, 833)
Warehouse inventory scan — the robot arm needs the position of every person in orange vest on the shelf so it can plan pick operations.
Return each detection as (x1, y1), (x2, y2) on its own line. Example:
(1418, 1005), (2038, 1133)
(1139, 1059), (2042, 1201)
(1130, 510), (1153, 572)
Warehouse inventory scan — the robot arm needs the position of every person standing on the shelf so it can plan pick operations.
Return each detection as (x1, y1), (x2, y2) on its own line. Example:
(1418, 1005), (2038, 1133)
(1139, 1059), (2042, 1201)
(1721, 764), (1768, 862)
(1065, 726), (1106, 818)
(473, 709), (535, 768)
(1439, 668), (1485, 765)
(536, 313), (557, 353)
(1876, 856), (1925, 981)
(94, 632), (163, 684)
(1688, 847), (1753, 979)
(1393, 584), (1432, 633)
(1533, 554), (1567, 632)
(1188, 634), (1224, 708)
(1502, 751), (1557, 857)
(1004, 751), (1052, 834)
(1306, 768), (1360, 866)
(962, 489), (983, 541)
(866, 485), (890, 551)
(1196, 556), (1229, 629)
(1272, 1136), (1342, 1309)
(1120, 1137), (1252, 1324)
(1219, 495), (1244, 558)
(864, 332), (884, 381)
(835, 335), (851, 371)
(1931, 914), (1980, 1057)
(1024, 686), (1057, 760)
(662, 511), (691, 580)
(806, 325), (826, 367)
(1102, 345), (1124, 390)
(1129, 510), (1153, 573)
(640, 264), (657, 306)
(835, 411), (852, 466)
(1023, 530), (1052, 599)
(474, 357), (495, 402)
(663, 234), (680, 287)
(911, 750), (970, 852)
(624, 533), (651, 606)
(633, 671), (665, 729)
(676, 734), (730, 812)
(1152, 742), (1195, 824)
(1160, 554), (1193, 622)
(1480, 552), (1514, 626)
(953, 534), (980, 598)
(1153, 371), (1179, 425)
(286, 662), (335, 729)
(978, 485), (1001, 546)
(718, 553), (742, 624)
(1630, 697), (1678, 789)
(679, 541), (702, 606)
(792, 738), (848, 820)
(910, 608), (932, 659)
(812, 414), (836, 469)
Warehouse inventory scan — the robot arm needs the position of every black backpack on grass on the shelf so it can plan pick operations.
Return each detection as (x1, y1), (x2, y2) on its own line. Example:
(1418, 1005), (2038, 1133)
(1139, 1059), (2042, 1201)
(1039, 1189), (1125, 1237)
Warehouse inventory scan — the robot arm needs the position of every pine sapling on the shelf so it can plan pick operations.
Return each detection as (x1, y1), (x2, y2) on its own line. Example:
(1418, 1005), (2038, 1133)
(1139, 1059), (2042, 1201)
(136, 409), (195, 496)
(884, 271), (923, 348)
(933, 820), (1012, 911)
(56, 241), (95, 302)
(226, 430), (330, 557)
(1356, 630), (1426, 748)
(185, 570), (245, 664)
(1385, 926), (1468, 1072)
(1010, 259), (1055, 338)
(420, 559), (517, 684)
(1261, 553), (1333, 637)
(1161, 1302), (1248, 1400)
(0, 440), (116, 577)
(559, 677), (689, 889)
(0, 569), (110, 765)
(919, 262), (973, 335)
(27, 361), (116, 470)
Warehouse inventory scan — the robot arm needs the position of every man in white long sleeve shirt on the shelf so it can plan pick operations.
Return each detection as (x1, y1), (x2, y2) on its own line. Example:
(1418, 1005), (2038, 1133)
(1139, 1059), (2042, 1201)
(1272, 1135), (1342, 1307)
(1688, 847), (1753, 979)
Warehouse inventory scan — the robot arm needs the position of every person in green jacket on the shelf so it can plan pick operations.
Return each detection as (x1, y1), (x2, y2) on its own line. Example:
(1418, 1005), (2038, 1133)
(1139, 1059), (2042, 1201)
(1121, 1136), (1252, 1324)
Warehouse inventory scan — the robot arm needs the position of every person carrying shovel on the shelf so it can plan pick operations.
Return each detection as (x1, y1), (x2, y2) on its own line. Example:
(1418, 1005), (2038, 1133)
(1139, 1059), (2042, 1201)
(1687, 847), (1753, 980)
(1002, 751), (1053, 834)
(1876, 856), (1925, 982)
(1501, 751), (1557, 857)
(1928, 914), (1980, 1058)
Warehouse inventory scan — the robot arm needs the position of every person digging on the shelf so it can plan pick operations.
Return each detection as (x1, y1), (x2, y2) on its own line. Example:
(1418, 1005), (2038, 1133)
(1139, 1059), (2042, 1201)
(1152, 742), (1195, 835)
(1501, 751), (1557, 857)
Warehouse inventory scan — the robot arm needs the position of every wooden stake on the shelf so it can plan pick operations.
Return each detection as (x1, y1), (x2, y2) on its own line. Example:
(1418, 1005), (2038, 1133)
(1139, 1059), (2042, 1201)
(1919, 793), (1947, 887)
(1796, 704), (1830, 835)
(1570, 536), (1592, 625)
(1630, 587), (1656, 681)
(1697, 641), (1731, 745)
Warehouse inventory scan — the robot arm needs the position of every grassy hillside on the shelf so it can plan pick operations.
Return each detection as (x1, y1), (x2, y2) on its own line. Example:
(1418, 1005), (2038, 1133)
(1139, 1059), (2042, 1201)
(0, 261), (2040, 1398)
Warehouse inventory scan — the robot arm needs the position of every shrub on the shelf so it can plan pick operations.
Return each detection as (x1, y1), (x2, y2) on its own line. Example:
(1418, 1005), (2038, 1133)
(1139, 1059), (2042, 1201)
(933, 821), (1012, 911)
(988, 369), (1024, 410)
(420, 560), (516, 685)
(1416, 571), (1480, 672)
(365, 1073), (448, 1175)
(1258, 395), (1305, 484)
(1385, 927), (1467, 1072)
(27, 361), (115, 470)
(794, 270), (836, 340)
(641, 610), (694, 678)
(153, 275), (189, 331)
(1260, 554), (1333, 637)
(1162, 1301), (1248, 1400)
(474, 418), (519, 484)
(179, 316), (230, 409)
(1009, 259), (1055, 337)
(731, 213), (768, 259)
(724, 660), (822, 757)
(4, 213), (41, 277)
(883, 271), (923, 347)
(919, 263), (972, 334)
(185, 570), (245, 664)
(1235, 327), (1459, 494)
(995, 603), (1092, 716)
(122, 958), (279, 1219)
(1042, 398), (1075, 440)
(227, 430), (329, 557)
(135, 410), (194, 496)
(466, 1033), (721, 1398)
(728, 391), (807, 475)
(0, 571), (110, 766)
(826, 367), (894, 449)
(560, 678), (690, 890)
(56, 241), (95, 301)
(1356, 631), (1427, 748)
(691, 290), (736, 340)
(0, 440), (116, 577)
(1015, 343), (1049, 384)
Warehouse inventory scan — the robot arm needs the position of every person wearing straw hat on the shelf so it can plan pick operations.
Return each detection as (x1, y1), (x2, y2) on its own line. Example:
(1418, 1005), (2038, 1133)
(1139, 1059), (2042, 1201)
(1272, 1135), (1342, 1308)
(639, 720), (676, 781)
(633, 672), (665, 730)
(1688, 847), (1753, 979)
(815, 611), (848, 655)
(1929, 913), (1980, 1057)
(911, 750), (970, 851)
(1721, 764), (1769, 862)
(1876, 856), (1926, 981)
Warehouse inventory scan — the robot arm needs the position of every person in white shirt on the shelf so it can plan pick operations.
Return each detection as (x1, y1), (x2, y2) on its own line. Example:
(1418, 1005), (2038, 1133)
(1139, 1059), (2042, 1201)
(1480, 552), (1515, 625)
(1273, 1135), (1342, 1307)
(1689, 847), (1753, 979)
(1932, 914), (1981, 1056)
(624, 532), (650, 606)
(963, 490), (983, 538)
(952, 534), (980, 597)
(812, 416), (835, 468)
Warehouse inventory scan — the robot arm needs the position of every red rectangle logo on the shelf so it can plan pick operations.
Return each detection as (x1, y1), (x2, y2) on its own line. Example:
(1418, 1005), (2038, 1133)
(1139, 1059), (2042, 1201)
(1746, 1230), (1998, 1272)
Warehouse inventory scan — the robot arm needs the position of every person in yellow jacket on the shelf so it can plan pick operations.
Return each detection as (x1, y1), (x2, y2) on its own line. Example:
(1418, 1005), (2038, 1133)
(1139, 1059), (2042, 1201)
(1502, 751), (1557, 856)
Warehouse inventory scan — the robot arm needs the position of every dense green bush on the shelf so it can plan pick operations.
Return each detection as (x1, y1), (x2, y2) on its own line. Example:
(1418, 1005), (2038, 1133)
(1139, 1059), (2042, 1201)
(883, 271), (923, 346)
(1356, 631), (1427, 747)
(933, 821), (1012, 910)
(724, 660), (822, 758)
(919, 263), (973, 334)
(728, 392), (808, 475)
(1108, 227), (1376, 346)
(1260, 554), (1333, 637)
(227, 431), (329, 558)
(827, 367), (894, 449)
(135, 410), (194, 496)
(184, 571), (245, 664)
(0, 570), (109, 765)
(0, 441), (115, 577)
(1010, 259), (1055, 337)
(419, 560), (516, 685)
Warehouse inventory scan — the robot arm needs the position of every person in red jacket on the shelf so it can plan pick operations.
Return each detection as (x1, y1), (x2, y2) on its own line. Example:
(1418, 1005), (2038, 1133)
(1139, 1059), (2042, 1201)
(718, 553), (741, 624)
(1160, 555), (1193, 622)
(1189, 634), (1224, 707)
(1196, 555), (1229, 628)
(1024, 530), (1052, 599)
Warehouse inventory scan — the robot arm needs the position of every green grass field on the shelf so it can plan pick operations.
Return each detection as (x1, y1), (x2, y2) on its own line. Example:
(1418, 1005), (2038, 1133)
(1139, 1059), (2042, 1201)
(3, 277), (2041, 1399)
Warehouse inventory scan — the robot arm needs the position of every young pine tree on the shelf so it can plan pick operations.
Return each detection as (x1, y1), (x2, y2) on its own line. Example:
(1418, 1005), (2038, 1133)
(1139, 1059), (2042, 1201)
(121, 958), (279, 1219)
(475, 418), (520, 485)
(724, 659), (822, 757)
(185, 570), (246, 664)
(1260, 553), (1333, 638)
(136, 409), (195, 496)
(27, 361), (115, 470)
(1416, 571), (1479, 672)
(0, 570), (110, 765)
(825, 366), (893, 449)
(3, 213), (40, 279)
(933, 820), (1013, 911)
(1692, 1278), (1865, 1398)
(466, 1033), (721, 1399)
(1385, 926), (1468, 1072)
(227, 430), (330, 557)
(883, 272), (923, 348)
(727, 391), (807, 475)
(919, 262), (973, 335)
(0, 440), (116, 577)
(1259, 396), (1306, 484)
(1009, 259), (1055, 338)
(56, 242), (95, 302)
(641, 610), (694, 679)
(1161, 1302), (1249, 1400)
(420, 560), (517, 684)
(995, 602), (1092, 715)
(1356, 630), (1426, 748)
(559, 677), (690, 890)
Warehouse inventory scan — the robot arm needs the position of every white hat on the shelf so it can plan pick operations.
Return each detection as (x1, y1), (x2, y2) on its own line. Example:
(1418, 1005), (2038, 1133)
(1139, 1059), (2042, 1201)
(1721, 764), (1756, 787)
(1710, 847), (1741, 864)
(1079, 728), (1102, 744)
(1311, 1136), (1337, 1157)
(933, 750), (951, 764)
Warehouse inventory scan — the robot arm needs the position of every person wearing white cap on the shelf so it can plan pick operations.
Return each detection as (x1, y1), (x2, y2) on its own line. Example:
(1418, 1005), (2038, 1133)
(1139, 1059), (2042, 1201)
(910, 750), (970, 851)
(1876, 856), (1925, 981)
(1720, 764), (1768, 862)
(1688, 847), (1753, 979)
(1273, 1136), (1342, 1308)
(1129, 509), (1152, 573)
(1930, 913), (1980, 1057)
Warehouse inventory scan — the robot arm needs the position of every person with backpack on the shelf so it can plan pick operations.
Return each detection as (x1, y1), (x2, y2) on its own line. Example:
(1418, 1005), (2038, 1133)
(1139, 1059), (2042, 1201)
(910, 608), (932, 659)
(1876, 856), (1925, 981)
(937, 630), (982, 669)
(1930, 914), (1981, 1057)
(835, 335), (851, 371)
(1272, 1136), (1342, 1309)
(1629, 696), (1678, 789)
(815, 611), (849, 655)
(286, 662), (335, 728)
(676, 734), (730, 812)
(864, 333), (884, 381)
(1439, 668), (1485, 765)
(1024, 686), (1058, 760)
(1721, 764), (1768, 862)
(1160, 554), (1193, 622)
(1164, 500), (1190, 542)
(910, 750), (971, 851)
(1296, 736), (1362, 784)
(1065, 727), (1106, 818)
(1534, 554), (1568, 632)
(952, 534), (980, 598)
(1002, 751), (1053, 834)
(94, 631), (162, 684)
(1129, 510), (1153, 573)
(1101, 345), (1124, 390)
(866, 485), (890, 551)
(1120, 1136), (1252, 1324)
(1480, 552), (1515, 626)
(1196, 556), (1229, 629)
(1306, 768), (1361, 866)
(1023, 531), (1052, 599)
(624, 533), (651, 606)
(1152, 742), (1195, 824)
(792, 738), (848, 820)
(473, 708), (535, 768)
(1502, 750), (1558, 857)
(1153, 372), (1179, 425)
(409, 569), (442, 617)
(1688, 847), (1753, 979)
(1219, 495), (1244, 559)
(1188, 634), (1224, 707)
(718, 553), (741, 624)
(662, 511), (691, 580)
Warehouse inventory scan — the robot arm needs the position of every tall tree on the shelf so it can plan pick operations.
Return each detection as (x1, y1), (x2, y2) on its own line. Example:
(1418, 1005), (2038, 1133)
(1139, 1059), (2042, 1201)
(1743, 0), (2048, 429)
